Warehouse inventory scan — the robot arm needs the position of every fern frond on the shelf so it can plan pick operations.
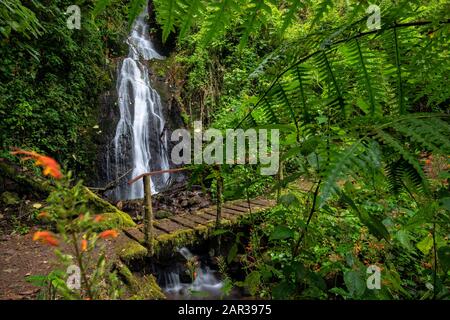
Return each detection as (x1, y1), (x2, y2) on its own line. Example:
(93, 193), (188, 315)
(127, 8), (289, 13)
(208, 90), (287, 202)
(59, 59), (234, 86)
(178, 0), (205, 39)
(238, 0), (272, 49)
(374, 129), (429, 192)
(343, 38), (381, 117)
(319, 139), (370, 206)
(393, 27), (404, 114)
(385, 158), (425, 195)
(310, 0), (334, 31)
(314, 51), (345, 117)
(393, 121), (450, 155)
(385, 158), (404, 194)
(200, 0), (239, 46)
(154, 0), (181, 41)
(279, 0), (308, 36)
(128, 0), (147, 28)
(260, 96), (279, 125)
(291, 64), (312, 122)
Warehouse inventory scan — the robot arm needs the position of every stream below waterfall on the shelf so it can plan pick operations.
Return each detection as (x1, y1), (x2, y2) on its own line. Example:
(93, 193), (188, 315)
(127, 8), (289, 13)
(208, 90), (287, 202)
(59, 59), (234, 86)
(156, 247), (244, 300)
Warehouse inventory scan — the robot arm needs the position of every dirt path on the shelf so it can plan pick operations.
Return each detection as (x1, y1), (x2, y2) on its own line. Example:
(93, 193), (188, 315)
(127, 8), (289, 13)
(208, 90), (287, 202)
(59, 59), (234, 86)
(0, 227), (56, 299)
(0, 226), (121, 300)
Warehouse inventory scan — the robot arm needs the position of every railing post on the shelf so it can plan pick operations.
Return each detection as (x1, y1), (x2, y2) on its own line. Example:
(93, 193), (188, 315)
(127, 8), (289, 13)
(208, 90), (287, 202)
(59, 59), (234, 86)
(276, 159), (284, 203)
(143, 175), (154, 255)
(216, 165), (223, 227)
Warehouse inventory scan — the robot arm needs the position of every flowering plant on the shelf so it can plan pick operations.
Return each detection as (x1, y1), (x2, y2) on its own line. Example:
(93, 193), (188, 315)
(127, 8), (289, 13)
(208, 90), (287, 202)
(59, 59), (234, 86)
(13, 149), (123, 299)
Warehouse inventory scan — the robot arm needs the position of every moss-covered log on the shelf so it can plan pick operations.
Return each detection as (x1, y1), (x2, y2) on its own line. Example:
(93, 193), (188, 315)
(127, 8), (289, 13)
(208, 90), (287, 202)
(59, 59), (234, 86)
(0, 160), (52, 195)
(0, 159), (135, 228)
(115, 261), (165, 300)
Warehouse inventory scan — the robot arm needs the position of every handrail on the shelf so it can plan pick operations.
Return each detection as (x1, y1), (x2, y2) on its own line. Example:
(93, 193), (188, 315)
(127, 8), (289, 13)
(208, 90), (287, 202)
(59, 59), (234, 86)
(128, 165), (223, 256)
(127, 167), (189, 185)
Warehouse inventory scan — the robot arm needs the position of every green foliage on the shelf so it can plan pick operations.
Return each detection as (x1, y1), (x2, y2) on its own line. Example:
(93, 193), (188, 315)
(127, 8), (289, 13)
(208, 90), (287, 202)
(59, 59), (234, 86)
(159, 0), (450, 300)
(0, 0), (44, 39)
(0, 0), (129, 178)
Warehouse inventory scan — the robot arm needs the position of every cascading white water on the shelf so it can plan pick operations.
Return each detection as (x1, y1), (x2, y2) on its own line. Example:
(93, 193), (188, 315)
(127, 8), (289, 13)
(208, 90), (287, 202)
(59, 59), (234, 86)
(110, 6), (170, 200)
(162, 247), (224, 299)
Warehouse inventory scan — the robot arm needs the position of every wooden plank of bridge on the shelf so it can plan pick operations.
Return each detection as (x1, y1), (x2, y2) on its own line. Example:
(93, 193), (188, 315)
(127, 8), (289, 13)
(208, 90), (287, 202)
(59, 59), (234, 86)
(168, 215), (201, 229)
(119, 197), (274, 258)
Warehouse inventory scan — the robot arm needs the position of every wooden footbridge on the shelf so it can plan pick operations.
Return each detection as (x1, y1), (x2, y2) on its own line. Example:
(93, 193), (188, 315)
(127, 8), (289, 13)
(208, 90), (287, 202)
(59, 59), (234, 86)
(111, 168), (275, 261)
(116, 197), (275, 261)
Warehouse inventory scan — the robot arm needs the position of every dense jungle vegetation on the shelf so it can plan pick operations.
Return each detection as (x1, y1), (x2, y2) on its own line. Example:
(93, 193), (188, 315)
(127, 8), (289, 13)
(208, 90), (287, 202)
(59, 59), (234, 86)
(0, 0), (449, 300)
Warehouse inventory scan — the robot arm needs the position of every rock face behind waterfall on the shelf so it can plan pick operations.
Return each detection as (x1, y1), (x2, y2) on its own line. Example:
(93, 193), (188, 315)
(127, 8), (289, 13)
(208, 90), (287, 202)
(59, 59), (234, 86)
(94, 8), (184, 202)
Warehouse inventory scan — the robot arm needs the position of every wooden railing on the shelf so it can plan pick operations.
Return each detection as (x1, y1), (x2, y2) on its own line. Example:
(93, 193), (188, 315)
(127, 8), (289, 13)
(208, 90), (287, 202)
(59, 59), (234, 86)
(128, 166), (223, 255)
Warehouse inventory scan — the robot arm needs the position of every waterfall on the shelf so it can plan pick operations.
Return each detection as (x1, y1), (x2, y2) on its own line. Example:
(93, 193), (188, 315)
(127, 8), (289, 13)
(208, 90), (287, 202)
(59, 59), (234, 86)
(108, 6), (170, 200)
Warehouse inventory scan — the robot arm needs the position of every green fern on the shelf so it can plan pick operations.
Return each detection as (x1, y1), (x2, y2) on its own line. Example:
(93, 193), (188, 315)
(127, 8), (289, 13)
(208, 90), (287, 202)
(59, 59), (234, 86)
(278, 0), (308, 36)
(374, 129), (429, 191)
(310, 0), (334, 31)
(92, 0), (116, 18)
(343, 38), (382, 117)
(314, 51), (346, 118)
(178, 0), (205, 39)
(200, 0), (239, 46)
(238, 0), (272, 49)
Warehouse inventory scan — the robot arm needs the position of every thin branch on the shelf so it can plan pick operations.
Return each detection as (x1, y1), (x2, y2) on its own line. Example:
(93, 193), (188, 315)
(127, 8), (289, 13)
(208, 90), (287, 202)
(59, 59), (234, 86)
(292, 179), (322, 257)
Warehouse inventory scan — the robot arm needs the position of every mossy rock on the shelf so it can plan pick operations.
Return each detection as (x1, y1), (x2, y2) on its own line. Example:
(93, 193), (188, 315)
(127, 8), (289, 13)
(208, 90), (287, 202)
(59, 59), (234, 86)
(129, 274), (166, 300)
(117, 240), (148, 263)
(155, 210), (172, 219)
(1, 191), (20, 205)
(95, 211), (136, 230)
(152, 220), (229, 257)
(83, 187), (136, 229)
(116, 261), (165, 300)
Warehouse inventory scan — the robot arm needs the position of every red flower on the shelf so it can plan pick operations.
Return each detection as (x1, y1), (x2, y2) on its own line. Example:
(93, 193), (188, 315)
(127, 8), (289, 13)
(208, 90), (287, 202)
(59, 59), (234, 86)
(11, 148), (63, 179)
(93, 215), (105, 223)
(99, 229), (119, 239)
(37, 211), (50, 219)
(33, 231), (59, 246)
(81, 239), (88, 252)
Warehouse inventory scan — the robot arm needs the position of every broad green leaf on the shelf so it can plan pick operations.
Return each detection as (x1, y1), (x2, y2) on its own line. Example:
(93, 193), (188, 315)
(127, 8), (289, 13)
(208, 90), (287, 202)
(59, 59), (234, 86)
(269, 225), (295, 241)
(272, 281), (295, 299)
(344, 270), (366, 297)
(396, 230), (414, 251)
(361, 212), (390, 242)
(416, 234), (433, 255)
(211, 228), (230, 236)
(245, 271), (261, 296)
(279, 193), (300, 207)
(25, 275), (47, 287)
(227, 243), (238, 264)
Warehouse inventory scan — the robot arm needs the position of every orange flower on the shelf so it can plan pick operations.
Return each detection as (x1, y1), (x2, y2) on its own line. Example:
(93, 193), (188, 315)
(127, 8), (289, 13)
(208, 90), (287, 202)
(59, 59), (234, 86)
(33, 231), (59, 246)
(93, 215), (104, 223)
(81, 239), (88, 252)
(37, 211), (50, 219)
(99, 229), (119, 239)
(11, 148), (63, 179)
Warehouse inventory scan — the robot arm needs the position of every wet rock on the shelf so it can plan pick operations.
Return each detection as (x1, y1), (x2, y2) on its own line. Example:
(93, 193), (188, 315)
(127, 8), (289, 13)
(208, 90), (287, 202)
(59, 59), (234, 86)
(180, 200), (188, 207)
